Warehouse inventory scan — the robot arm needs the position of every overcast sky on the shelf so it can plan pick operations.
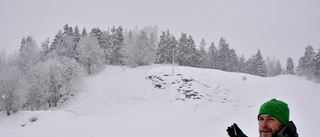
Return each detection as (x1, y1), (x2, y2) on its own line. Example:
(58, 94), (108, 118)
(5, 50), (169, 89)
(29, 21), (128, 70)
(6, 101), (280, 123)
(1, 0), (320, 65)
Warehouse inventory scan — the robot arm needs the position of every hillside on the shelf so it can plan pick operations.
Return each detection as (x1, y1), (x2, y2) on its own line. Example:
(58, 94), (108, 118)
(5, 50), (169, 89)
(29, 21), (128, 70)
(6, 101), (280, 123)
(1, 65), (319, 137)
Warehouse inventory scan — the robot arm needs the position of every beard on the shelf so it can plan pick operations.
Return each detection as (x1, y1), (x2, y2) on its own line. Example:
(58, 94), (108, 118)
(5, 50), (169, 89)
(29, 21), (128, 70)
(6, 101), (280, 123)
(259, 127), (277, 137)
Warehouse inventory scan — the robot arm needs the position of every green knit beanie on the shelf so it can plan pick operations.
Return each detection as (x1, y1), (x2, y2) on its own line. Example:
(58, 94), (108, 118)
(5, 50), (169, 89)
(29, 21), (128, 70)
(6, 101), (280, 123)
(258, 99), (290, 125)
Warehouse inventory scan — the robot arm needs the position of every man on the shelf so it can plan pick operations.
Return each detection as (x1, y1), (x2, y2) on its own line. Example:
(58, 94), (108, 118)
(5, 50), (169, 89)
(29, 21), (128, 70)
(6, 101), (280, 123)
(226, 99), (298, 137)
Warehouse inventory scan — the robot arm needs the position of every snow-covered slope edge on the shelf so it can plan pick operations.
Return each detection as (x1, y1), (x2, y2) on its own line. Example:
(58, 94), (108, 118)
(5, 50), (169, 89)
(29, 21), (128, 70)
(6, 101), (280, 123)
(1, 65), (319, 137)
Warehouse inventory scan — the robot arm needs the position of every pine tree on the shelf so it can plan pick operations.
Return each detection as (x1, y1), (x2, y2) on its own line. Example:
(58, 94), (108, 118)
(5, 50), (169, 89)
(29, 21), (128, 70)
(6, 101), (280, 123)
(313, 47), (320, 80)
(90, 28), (102, 40)
(177, 33), (189, 66)
(217, 37), (231, 71)
(63, 24), (69, 35)
(122, 26), (158, 67)
(50, 30), (63, 52)
(238, 55), (246, 73)
(207, 42), (218, 69)
(229, 49), (239, 72)
(254, 49), (267, 77)
(275, 60), (282, 76)
(110, 26), (124, 65)
(18, 36), (39, 72)
(248, 49), (267, 77)
(199, 38), (207, 68)
(99, 30), (112, 63)
(297, 45), (316, 78)
(176, 33), (198, 67)
(266, 56), (281, 77)
(40, 38), (50, 61)
(286, 57), (295, 75)
(81, 27), (87, 37)
(74, 26), (81, 43)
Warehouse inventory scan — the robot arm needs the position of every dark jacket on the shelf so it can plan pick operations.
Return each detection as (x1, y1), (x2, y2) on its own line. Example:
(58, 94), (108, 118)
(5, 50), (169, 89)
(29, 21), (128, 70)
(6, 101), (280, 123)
(277, 121), (298, 137)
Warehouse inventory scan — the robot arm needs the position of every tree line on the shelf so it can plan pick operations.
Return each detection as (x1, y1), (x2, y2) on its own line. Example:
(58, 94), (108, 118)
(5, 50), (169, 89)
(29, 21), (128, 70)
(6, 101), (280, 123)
(1, 23), (315, 116)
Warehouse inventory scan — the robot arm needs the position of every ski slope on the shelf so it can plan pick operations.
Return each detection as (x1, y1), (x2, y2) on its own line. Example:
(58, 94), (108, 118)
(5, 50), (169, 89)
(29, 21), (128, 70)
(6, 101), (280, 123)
(1, 65), (319, 137)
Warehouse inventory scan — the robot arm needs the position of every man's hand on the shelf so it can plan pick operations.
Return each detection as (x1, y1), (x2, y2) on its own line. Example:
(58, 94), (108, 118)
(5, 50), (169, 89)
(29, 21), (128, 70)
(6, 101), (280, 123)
(226, 123), (247, 137)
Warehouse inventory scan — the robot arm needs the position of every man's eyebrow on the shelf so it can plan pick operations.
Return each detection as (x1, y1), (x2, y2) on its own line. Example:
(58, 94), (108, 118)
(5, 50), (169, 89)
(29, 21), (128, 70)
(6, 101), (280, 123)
(266, 115), (276, 119)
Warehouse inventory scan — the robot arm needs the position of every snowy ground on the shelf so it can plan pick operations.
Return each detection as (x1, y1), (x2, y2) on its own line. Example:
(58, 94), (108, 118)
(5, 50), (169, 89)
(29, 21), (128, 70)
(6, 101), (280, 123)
(1, 65), (319, 137)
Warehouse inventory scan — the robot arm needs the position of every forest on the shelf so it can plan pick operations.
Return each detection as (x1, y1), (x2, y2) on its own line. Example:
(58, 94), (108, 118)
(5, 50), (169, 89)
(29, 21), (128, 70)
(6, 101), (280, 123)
(0, 24), (319, 116)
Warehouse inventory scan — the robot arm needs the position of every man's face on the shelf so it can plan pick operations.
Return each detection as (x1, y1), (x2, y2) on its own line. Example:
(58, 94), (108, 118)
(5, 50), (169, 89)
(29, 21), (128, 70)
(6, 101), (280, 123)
(258, 114), (284, 137)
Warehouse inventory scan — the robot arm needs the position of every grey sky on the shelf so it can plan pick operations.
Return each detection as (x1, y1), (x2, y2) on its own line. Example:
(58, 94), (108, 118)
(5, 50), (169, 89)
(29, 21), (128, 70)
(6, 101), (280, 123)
(1, 0), (320, 65)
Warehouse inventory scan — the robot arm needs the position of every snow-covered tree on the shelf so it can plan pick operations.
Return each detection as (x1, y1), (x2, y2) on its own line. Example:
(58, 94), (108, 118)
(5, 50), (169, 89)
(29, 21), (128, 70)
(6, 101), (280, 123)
(0, 53), (23, 115)
(297, 45), (316, 78)
(99, 30), (112, 63)
(74, 26), (81, 43)
(314, 47), (320, 80)
(40, 38), (50, 62)
(207, 42), (218, 69)
(123, 26), (158, 67)
(57, 35), (76, 58)
(286, 57), (295, 75)
(50, 30), (64, 52)
(156, 30), (177, 64)
(253, 49), (267, 77)
(90, 28), (103, 40)
(176, 33), (198, 67)
(266, 56), (282, 77)
(18, 36), (40, 72)
(247, 50), (267, 77)
(238, 55), (247, 73)
(229, 49), (239, 72)
(216, 37), (235, 71)
(76, 35), (104, 74)
(26, 56), (83, 109)
(275, 60), (283, 76)
(199, 38), (207, 68)
(110, 26), (125, 65)
(81, 27), (87, 37)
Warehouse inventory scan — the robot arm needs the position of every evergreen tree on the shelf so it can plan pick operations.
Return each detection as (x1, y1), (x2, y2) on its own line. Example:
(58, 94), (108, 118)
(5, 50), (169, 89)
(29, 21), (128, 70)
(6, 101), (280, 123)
(122, 26), (158, 67)
(297, 45), (316, 77)
(50, 30), (63, 51)
(199, 38), (207, 68)
(266, 56), (281, 77)
(246, 54), (255, 75)
(176, 33), (198, 67)
(247, 50), (267, 77)
(238, 55), (247, 73)
(275, 60), (282, 76)
(313, 47), (320, 80)
(286, 57), (295, 75)
(217, 37), (231, 71)
(63, 24), (70, 35)
(40, 38), (50, 61)
(18, 36), (39, 72)
(81, 27), (87, 37)
(90, 28), (102, 40)
(253, 49), (267, 77)
(229, 49), (239, 72)
(110, 26), (124, 65)
(74, 26), (81, 43)
(207, 42), (218, 69)
(156, 30), (177, 64)
(99, 30), (112, 63)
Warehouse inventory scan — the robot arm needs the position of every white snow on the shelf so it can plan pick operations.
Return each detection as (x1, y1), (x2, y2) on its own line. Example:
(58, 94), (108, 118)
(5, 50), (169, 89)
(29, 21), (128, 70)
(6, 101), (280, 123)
(1, 64), (319, 137)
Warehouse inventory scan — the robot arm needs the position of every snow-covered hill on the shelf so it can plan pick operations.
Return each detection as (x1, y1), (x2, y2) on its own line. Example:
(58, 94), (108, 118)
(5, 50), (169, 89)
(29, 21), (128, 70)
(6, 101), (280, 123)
(1, 65), (319, 137)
